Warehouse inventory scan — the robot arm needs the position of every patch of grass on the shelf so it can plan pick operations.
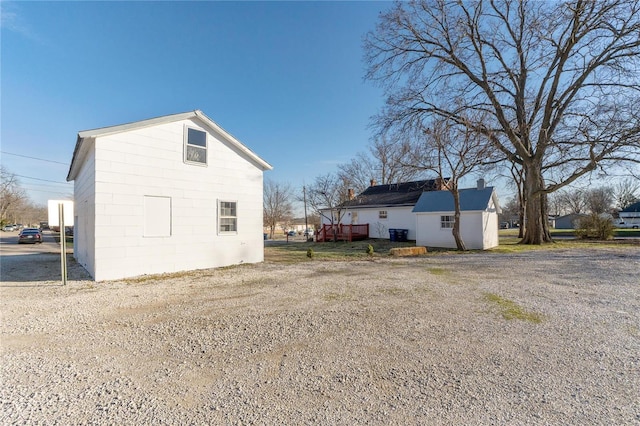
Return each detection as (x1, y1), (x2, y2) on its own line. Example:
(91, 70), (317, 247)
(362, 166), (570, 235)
(323, 292), (352, 302)
(484, 292), (543, 323)
(379, 287), (406, 296)
(123, 270), (199, 284)
(427, 267), (449, 276)
(491, 237), (636, 253)
(265, 239), (416, 264)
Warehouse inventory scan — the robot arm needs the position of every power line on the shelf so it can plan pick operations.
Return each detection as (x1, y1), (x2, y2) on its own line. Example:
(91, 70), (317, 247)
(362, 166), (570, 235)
(1, 151), (69, 166)
(15, 174), (72, 184)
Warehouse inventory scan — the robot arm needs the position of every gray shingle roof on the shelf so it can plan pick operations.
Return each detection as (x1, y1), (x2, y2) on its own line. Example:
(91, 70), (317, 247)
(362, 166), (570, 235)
(621, 201), (640, 213)
(339, 179), (444, 208)
(412, 187), (496, 213)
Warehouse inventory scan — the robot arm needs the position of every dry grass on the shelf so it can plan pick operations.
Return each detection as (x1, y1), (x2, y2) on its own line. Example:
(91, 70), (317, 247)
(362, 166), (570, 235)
(484, 292), (543, 323)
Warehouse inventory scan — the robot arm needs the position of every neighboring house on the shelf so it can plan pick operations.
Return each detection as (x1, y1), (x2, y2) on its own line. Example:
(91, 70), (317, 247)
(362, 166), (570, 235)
(554, 213), (588, 229)
(618, 201), (640, 228)
(66, 110), (272, 281)
(319, 179), (447, 240)
(412, 183), (501, 250)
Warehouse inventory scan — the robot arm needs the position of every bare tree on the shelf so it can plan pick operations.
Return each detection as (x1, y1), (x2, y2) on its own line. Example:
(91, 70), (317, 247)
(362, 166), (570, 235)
(1, 166), (28, 224)
(263, 179), (293, 239)
(555, 188), (587, 215)
(365, 0), (640, 244)
(614, 178), (640, 210)
(306, 174), (350, 242)
(408, 118), (499, 250)
(337, 137), (424, 194)
(585, 187), (614, 214)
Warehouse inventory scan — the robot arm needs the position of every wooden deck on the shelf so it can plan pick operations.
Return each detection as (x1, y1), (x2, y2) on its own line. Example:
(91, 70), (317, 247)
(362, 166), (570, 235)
(316, 224), (369, 242)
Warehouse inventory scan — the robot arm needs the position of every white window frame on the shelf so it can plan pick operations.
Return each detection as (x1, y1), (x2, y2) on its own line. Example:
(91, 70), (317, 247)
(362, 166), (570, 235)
(184, 126), (207, 165)
(218, 200), (238, 234)
(440, 215), (455, 229)
(379, 210), (388, 220)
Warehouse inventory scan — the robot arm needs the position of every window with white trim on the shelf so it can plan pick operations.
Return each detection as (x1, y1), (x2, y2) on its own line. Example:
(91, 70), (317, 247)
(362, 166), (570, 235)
(184, 127), (207, 165)
(219, 201), (237, 233)
(441, 215), (455, 229)
(379, 210), (387, 219)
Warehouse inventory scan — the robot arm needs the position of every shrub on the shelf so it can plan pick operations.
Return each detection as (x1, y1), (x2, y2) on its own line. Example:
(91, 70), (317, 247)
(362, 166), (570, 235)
(574, 214), (615, 240)
(366, 244), (374, 256)
(306, 248), (315, 259)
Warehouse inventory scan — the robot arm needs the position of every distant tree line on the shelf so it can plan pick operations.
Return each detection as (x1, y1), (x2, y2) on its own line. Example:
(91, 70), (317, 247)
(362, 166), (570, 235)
(0, 166), (48, 227)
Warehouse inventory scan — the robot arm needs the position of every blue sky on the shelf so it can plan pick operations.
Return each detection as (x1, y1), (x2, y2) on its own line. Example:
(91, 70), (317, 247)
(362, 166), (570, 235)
(1, 1), (390, 207)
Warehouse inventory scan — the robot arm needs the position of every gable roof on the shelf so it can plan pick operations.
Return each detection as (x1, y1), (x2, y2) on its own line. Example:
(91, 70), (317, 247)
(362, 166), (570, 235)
(67, 110), (272, 181)
(339, 179), (445, 208)
(412, 187), (501, 213)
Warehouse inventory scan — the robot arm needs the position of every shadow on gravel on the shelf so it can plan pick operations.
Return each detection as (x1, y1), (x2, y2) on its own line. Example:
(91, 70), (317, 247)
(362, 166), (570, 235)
(0, 253), (92, 284)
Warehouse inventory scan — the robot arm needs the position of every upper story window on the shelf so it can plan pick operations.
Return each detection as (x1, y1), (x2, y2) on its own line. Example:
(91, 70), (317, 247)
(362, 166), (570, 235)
(379, 210), (388, 219)
(185, 127), (207, 165)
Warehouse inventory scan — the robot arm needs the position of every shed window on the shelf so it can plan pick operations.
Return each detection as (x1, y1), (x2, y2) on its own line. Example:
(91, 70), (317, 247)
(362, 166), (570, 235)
(441, 215), (455, 229)
(379, 210), (387, 219)
(185, 127), (207, 165)
(219, 201), (237, 233)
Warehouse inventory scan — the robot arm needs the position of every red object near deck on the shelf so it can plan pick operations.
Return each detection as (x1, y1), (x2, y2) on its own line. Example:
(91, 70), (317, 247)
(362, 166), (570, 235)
(316, 224), (369, 242)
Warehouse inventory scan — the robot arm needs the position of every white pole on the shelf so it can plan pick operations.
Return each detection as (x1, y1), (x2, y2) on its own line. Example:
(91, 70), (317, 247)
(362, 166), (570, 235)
(59, 203), (67, 285)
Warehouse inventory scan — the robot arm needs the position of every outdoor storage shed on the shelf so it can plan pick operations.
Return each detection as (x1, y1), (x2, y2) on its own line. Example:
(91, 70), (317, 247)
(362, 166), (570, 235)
(66, 110), (272, 281)
(412, 185), (501, 250)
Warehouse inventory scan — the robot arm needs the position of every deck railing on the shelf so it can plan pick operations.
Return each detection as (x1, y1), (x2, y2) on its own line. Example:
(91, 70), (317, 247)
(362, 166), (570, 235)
(317, 223), (369, 242)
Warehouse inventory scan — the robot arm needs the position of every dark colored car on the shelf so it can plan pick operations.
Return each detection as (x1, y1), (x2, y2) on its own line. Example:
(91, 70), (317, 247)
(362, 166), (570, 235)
(18, 228), (42, 244)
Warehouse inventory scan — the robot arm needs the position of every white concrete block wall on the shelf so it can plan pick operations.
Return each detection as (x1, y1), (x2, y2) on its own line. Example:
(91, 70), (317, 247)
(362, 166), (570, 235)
(77, 117), (265, 281)
(72, 143), (96, 277)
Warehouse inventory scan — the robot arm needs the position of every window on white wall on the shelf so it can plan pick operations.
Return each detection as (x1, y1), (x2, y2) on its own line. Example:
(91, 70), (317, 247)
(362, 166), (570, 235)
(184, 127), (207, 165)
(219, 201), (237, 233)
(440, 215), (455, 229)
(379, 210), (387, 219)
(144, 196), (171, 237)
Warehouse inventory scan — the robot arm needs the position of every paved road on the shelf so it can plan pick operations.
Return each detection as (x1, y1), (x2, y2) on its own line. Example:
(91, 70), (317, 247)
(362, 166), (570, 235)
(0, 230), (67, 256)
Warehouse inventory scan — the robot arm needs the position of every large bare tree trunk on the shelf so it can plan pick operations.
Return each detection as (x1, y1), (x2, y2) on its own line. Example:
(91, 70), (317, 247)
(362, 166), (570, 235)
(451, 189), (467, 251)
(521, 163), (552, 244)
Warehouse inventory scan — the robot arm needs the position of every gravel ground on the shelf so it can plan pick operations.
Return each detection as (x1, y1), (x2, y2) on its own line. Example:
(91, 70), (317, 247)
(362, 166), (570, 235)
(1, 247), (639, 425)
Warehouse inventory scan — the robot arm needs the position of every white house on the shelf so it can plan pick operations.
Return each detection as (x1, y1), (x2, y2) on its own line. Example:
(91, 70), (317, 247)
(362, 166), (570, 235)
(618, 201), (640, 228)
(319, 179), (447, 241)
(412, 183), (501, 250)
(66, 110), (272, 281)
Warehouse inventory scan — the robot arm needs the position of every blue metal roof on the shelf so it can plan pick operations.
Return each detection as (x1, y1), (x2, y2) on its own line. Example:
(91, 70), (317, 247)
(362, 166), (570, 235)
(412, 187), (496, 213)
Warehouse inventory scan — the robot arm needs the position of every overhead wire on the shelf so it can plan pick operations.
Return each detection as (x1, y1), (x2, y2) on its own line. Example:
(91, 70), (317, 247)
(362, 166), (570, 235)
(1, 151), (69, 166)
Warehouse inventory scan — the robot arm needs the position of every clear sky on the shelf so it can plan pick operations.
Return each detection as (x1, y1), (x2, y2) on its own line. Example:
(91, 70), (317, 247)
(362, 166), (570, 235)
(1, 1), (391, 207)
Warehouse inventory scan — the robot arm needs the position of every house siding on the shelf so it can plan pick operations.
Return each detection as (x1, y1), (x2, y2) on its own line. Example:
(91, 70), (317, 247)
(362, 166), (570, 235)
(415, 209), (499, 250)
(73, 142), (96, 277)
(76, 117), (265, 281)
(321, 206), (418, 240)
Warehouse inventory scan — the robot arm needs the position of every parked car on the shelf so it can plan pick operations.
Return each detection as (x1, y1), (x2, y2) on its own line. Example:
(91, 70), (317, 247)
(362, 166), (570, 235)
(2, 224), (16, 232)
(287, 230), (296, 237)
(18, 228), (42, 244)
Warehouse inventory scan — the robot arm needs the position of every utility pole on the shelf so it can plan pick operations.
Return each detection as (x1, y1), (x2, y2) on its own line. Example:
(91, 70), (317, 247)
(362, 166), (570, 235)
(303, 185), (309, 239)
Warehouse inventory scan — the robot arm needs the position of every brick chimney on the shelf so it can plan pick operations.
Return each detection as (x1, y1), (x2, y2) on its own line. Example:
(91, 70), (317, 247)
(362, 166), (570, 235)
(348, 188), (355, 200)
(370, 179), (377, 187)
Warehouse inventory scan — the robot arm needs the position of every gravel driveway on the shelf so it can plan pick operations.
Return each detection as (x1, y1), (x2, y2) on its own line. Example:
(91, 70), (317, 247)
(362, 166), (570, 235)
(1, 247), (639, 424)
